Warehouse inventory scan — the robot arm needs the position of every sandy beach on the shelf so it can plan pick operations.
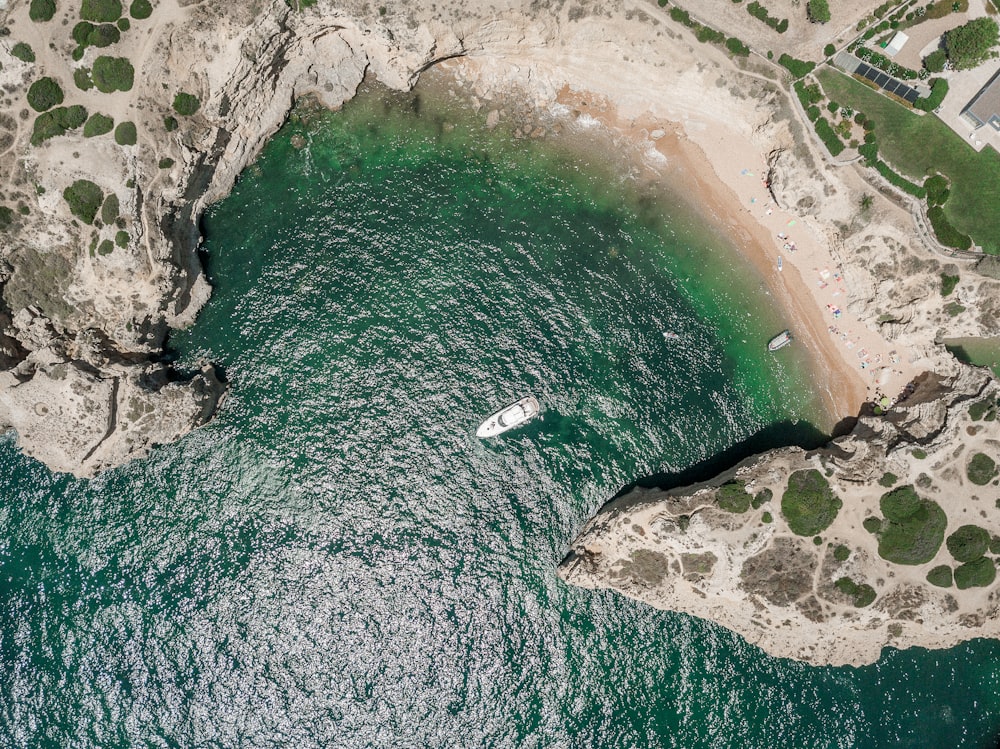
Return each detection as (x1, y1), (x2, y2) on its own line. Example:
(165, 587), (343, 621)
(540, 83), (919, 425)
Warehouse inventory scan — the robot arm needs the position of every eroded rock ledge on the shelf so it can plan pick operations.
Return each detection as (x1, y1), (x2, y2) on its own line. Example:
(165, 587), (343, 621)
(559, 361), (1000, 666)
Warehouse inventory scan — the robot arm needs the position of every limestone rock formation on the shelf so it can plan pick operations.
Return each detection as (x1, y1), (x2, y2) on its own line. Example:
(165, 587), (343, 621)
(559, 362), (1000, 666)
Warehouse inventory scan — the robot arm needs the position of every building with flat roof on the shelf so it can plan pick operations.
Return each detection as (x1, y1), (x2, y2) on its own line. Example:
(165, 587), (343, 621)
(962, 68), (1000, 131)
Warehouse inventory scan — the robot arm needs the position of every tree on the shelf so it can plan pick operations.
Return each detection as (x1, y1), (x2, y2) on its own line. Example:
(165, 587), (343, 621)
(924, 48), (947, 72)
(27, 77), (64, 112)
(91, 56), (134, 92)
(807, 0), (831, 23)
(945, 17), (999, 70)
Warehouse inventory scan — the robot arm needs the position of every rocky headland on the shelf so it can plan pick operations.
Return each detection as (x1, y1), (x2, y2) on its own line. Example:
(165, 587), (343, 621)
(2, 0), (999, 662)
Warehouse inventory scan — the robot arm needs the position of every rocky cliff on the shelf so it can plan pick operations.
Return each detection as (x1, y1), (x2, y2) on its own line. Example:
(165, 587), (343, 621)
(559, 360), (1000, 666)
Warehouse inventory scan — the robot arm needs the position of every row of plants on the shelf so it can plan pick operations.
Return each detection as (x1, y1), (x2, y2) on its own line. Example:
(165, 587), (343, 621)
(851, 44), (929, 81)
(746, 1), (788, 33)
(657, 3), (751, 58)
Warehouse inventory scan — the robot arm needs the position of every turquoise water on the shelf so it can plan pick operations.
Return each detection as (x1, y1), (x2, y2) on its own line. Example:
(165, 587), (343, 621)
(2, 83), (1000, 747)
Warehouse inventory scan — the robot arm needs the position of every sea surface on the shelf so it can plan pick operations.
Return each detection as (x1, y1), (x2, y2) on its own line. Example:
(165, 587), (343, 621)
(2, 83), (1000, 748)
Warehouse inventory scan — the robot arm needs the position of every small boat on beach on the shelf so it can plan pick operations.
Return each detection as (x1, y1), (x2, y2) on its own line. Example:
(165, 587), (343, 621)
(476, 396), (540, 438)
(768, 330), (792, 352)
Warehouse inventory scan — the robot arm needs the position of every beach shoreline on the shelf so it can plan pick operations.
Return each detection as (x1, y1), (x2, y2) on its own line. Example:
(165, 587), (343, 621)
(438, 54), (922, 430)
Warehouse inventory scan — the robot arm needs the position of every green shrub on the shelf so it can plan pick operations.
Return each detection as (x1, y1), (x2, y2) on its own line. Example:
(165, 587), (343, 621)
(29, 0), (56, 22)
(114, 120), (137, 145)
(854, 584), (876, 607)
(833, 544), (850, 561)
(914, 78), (949, 112)
(945, 17), (999, 70)
(878, 472), (898, 487)
(751, 488), (772, 509)
(158, 157), (174, 169)
(824, 43), (836, 57)
(717, 481), (751, 512)
(27, 77), (64, 112)
(100, 193), (119, 225)
(778, 53), (816, 78)
(72, 21), (95, 44)
(925, 174), (950, 206)
(940, 273), (959, 296)
(73, 22), (120, 51)
(813, 116), (845, 156)
(115, 230), (129, 247)
(130, 0), (153, 19)
(967, 452), (998, 485)
(83, 112), (114, 137)
(991, 536), (1000, 555)
(927, 565), (953, 587)
(946, 524), (990, 562)
(91, 56), (134, 92)
(858, 141), (878, 165)
(30, 105), (88, 145)
(80, 0), (122, 22)
(74, 68), (94, 91)
(807, 105), (821, 121)
(863, 516), (881, 533)
(97, 239), (114, 256)
(954, 556), (996, 589)
(874, 160), (926, 198)
(172, 92), (201, 115)
(117, 17), (130, 30)
(808, 0), (831, 23)
(670, 7), (691, 25)
(163, 115), (178, 131)
(835, 576), (857, 595)
(11, 42), (36, 63)
(969, 397), (996, 421)
(927, 206), (972, 250)
(781, 469), (842, 536)
(912, 448), (928, 459)
(726, 37), (751, 56)
(747, 1), (788, 31)
(875, 486), (947, 564)
(62, 179), (104, 224)
(761, 511), (773, 523)
(924, 48), (948, 72)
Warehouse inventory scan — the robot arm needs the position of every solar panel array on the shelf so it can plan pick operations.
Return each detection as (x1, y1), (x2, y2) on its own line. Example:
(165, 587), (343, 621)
(854, 61), (921, 104)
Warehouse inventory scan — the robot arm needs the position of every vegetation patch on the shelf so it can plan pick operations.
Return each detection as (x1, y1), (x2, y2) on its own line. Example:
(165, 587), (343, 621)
(100, 193), (119, 225)
(11, 42), (36, 63)
(914, 78), (949, 112)
(97, 239), (114, 256)
(83, 112), (114, 137)
(29, 0), (56, 22)
(158, 157), (174, 169)
(31, 105), (88, 146)
(878, 472), (897, 488)
(751, 488), (772, 509)
(778, 53), (815, 78)
(927, 206), (972, 250)
(747, 1), (788, 32)
(945, 17), (999, 70)
(115, 230), (129, 248)
(911, 448), (928, 459)
(807, 0), (831, 23)
(114, 120), (137, 145)
(947, 524), (990, 563)
(833, 544), (850, 562)
(27, 77), (64, 112)
(967, 452), (998, 485)
(716, 481), (751, 513)
(874, 160), (926, 198)
(781, 469), (842, 536)
(62, 179), (104, 225)
(874, 485), (946, 565)
(955, 557), (996, 589)
(969, 396), (996, 422)
(130, 0), (153, 19)
(816, 68), (1000, 253)
(813, 116), (845, 156)
(74, 68), (94, 91)
(940, 273), (959, 297)
(92, 56), (134, 93)
(80, 0), (123, 23)
(172, 92), (201, 116)
(926, 565), (953, 587)
(834, 576), (876, 607)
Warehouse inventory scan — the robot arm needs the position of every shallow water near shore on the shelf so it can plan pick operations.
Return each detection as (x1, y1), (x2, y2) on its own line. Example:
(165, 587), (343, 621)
(2, 82), (1000, 748)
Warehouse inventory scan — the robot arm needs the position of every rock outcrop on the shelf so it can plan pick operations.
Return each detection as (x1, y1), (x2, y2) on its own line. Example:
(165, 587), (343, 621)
(559, 361), (1000, 666)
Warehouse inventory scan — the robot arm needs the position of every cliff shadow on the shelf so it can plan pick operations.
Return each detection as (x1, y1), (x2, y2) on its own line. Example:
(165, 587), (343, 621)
(615, 418), (832, 501)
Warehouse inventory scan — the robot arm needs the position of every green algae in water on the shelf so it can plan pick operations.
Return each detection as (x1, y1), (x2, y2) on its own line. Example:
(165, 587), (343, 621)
(2, 83), (1000, 748)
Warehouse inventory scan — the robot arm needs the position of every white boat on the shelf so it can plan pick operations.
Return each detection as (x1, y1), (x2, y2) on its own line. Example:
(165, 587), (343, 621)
(476, 396), (540, 438)
(768, 330), (792, 351)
